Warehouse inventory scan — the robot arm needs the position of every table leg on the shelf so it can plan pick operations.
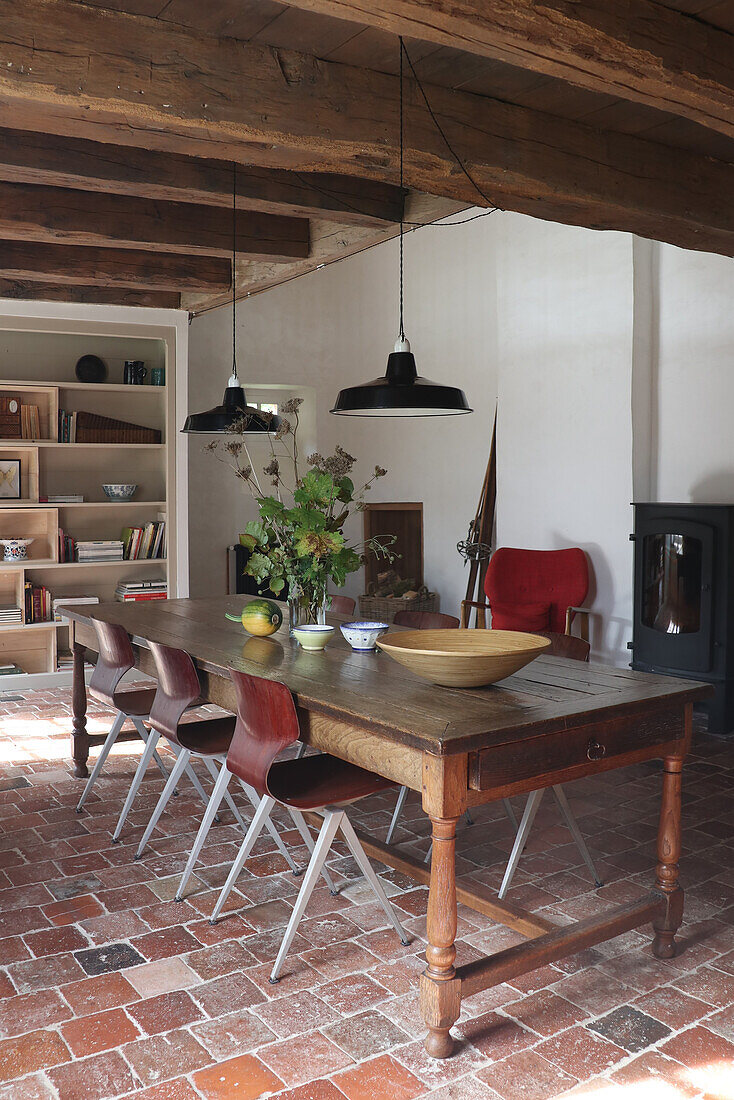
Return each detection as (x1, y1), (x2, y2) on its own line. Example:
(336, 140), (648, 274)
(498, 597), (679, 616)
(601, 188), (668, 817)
(71, 640), (89, 779)
(420, 814), (462, 1058)
(652, 754), (684, 959)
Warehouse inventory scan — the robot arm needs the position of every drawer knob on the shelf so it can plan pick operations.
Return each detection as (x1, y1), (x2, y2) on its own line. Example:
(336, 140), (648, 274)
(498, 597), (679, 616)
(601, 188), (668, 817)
(587, 739), (606, 761)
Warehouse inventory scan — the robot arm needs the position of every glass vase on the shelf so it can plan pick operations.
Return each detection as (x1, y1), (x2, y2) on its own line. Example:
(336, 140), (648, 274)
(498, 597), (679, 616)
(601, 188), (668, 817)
(289, 594), (327, 635)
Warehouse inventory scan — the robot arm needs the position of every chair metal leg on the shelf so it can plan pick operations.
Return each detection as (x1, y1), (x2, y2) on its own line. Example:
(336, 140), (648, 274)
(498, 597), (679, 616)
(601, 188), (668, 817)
(175, 748), (213, 810)
(210, 795), (277, 923)
(497, 788), (546, 899)
(130, 716), (172, 787)
(202, 757), (245, 829)
(294, 741), (306, 760)
(288, 808), (338, 894)
(269, 809), (343, 984)
(175, 764), (233, 902)
(339, 813), (410, 945)
(135, 749), (190, 859)
(236, 778), (301, 876)
(111, 727), (161, 842)
(502, 798), (519, 831)
(76, 710), (125, 812)
(552, 785), (603, 888)
(386, 785), (408, 844)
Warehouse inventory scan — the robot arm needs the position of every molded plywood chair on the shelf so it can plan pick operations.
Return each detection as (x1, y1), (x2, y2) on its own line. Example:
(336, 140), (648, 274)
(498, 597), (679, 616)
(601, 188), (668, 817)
(329, 594), (356, 617)
(463, 546), (591, 640)
(209, 669), (410, 983)
(76, 620), (171, 815)
(132, 641), (301, 875)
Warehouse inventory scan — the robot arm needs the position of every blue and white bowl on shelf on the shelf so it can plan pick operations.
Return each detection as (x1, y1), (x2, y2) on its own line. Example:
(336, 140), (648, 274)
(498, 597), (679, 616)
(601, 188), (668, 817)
(340, 621), (390, 652)
(102, 483), (137, 501)
(0, 538), (34, 562)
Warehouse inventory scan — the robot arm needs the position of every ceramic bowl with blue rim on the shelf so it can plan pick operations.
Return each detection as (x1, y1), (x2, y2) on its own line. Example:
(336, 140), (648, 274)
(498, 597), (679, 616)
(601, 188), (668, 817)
(0, 538), (34, 562)
(292, 624), (335, 651)
(340, 621), (390, 652)
(102, 483), (137, 501)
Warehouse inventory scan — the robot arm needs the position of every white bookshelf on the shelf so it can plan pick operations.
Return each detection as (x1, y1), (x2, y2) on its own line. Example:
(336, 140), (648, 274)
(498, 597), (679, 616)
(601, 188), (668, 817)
(0, 329), (181, 688)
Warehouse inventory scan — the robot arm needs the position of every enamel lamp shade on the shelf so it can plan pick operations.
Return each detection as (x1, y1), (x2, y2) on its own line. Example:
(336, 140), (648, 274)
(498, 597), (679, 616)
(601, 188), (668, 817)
(331, 338), (472, 417)
(182, 374), (281, 434)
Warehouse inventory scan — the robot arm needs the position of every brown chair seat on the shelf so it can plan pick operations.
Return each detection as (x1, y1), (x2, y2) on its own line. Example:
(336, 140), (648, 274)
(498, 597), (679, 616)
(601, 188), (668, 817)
(104, 686), (157, 716)
(173, 714), (237, 755)
(267, 752), (395, 810)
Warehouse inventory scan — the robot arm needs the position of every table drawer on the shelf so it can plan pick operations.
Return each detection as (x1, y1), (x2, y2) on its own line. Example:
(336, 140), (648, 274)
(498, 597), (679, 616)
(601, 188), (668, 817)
(469, 704), (685, 791)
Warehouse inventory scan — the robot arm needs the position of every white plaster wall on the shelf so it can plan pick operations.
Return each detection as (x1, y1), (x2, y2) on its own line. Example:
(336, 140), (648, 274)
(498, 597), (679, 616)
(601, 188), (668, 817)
(654, 244), (734, 504)
(494, 218), (636, 663)
(188, 211), (500, 609)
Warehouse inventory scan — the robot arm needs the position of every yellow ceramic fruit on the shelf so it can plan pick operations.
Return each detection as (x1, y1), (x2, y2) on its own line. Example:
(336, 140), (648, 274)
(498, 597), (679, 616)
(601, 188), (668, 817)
(226, 599), (283, 637)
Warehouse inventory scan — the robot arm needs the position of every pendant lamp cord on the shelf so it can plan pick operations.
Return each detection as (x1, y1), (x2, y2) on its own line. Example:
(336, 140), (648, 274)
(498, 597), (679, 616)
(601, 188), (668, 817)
(398, 36), (405, 341)
(232, 160), (238, 379)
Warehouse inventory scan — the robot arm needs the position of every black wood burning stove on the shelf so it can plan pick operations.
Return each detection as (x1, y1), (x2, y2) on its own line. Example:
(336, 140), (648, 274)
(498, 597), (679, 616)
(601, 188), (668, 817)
(631, 503), (734, 733)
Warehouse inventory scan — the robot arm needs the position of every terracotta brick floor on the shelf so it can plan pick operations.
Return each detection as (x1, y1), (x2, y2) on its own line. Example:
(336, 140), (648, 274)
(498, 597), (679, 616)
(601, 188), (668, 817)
(1, 686), (733, 1099)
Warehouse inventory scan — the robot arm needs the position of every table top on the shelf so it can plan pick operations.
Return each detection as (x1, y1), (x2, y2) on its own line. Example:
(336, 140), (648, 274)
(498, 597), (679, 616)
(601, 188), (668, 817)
(68, 597), (711, 756)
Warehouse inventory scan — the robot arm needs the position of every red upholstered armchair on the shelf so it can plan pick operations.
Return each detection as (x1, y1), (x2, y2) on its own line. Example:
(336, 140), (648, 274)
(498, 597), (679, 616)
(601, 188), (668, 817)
(462, 547), (591, 641)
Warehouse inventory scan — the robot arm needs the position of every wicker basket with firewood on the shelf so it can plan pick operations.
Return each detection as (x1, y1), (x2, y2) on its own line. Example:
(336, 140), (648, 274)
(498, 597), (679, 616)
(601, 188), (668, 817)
(358, 570), (439, 624)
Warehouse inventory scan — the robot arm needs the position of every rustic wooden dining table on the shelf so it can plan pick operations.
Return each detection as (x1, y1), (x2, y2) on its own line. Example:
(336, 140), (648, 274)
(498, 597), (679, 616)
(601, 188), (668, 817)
(66, 596), (711, 1059)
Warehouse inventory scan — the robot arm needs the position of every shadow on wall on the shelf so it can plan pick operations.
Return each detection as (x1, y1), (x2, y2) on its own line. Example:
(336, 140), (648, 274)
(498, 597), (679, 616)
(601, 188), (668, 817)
(548, 535), (631, 662)
(690, 471), (734, 504)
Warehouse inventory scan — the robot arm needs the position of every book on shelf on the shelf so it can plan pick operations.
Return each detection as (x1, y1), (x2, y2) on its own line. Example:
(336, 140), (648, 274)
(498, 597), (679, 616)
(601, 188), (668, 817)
(24, 582), (53, 624)
(20, 404), (41, 440)
(75, 540), (124, 562)
(0, 606), (23, 624)
(0, 664), (23, 676)
(121, 521), (166, 560)
(58, 529), (76, 563)
(53, 596), (100, 622)
(44, 495), (84, 504)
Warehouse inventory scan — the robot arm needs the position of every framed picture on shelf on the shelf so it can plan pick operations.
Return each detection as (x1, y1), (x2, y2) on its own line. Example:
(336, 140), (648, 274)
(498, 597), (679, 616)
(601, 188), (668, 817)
(0, 459), (20, 499)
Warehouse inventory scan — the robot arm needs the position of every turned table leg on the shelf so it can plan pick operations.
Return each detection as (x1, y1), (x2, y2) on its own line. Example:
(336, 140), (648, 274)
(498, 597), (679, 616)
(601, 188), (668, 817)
(652, 754), (684, 958)
(71, 639), (89, 778)
(421, 814), (462, 1058)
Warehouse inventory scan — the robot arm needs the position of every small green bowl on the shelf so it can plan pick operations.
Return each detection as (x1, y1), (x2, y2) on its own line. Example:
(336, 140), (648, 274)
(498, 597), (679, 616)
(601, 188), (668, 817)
(292, 624), (334, 651)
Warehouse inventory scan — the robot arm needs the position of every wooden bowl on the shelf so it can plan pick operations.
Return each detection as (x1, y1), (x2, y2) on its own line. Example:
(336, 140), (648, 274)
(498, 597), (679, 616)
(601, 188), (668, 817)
(376, 629), (551, 687)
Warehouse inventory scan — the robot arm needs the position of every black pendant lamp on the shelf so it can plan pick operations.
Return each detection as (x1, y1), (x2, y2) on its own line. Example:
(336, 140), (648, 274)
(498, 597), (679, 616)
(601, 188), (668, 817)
(182, 164), (281, 435)
(331, 39), (472, 419)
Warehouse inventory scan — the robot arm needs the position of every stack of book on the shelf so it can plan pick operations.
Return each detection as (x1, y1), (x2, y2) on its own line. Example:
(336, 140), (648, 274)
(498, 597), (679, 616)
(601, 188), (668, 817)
(24, 583), (52, 623)
(43, 494), (84, 504)
(21, 404), (41, 439)
(76, 540), (124, 563)
(0, 605), (22, 625)
(0, 663), (23, 676)
(115, 580), (167, 603)
(122, 522), (166, 560)
(58, 529), (76, 563)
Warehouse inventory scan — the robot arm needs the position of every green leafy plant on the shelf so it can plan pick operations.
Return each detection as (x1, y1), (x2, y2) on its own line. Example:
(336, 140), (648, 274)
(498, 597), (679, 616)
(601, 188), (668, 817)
(206, 399), (394, 621)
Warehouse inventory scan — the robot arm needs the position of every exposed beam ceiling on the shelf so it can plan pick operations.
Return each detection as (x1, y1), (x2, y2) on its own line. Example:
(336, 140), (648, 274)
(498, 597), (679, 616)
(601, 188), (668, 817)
(0, 128), (405, 227)
(0, 241), (232, 293)
(0, 181), (309, 258)
(277, 0), (734, 141)
(1, 1), (733, 256)
(0, 278), (181, 309)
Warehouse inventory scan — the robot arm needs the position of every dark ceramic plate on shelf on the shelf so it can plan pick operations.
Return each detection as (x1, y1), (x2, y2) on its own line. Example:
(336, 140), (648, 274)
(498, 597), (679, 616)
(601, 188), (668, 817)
(75, 355), (107, 383)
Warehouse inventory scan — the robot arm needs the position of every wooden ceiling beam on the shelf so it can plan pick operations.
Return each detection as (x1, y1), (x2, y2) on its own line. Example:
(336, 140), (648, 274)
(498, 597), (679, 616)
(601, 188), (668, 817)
(0, 279), (181, 310)
(279, 0), (734, 141)
(0, 180), (309, 259)
(2, 0), (734, 256)
(0, 241), (232, 293)
(0, 128), (404, 228)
